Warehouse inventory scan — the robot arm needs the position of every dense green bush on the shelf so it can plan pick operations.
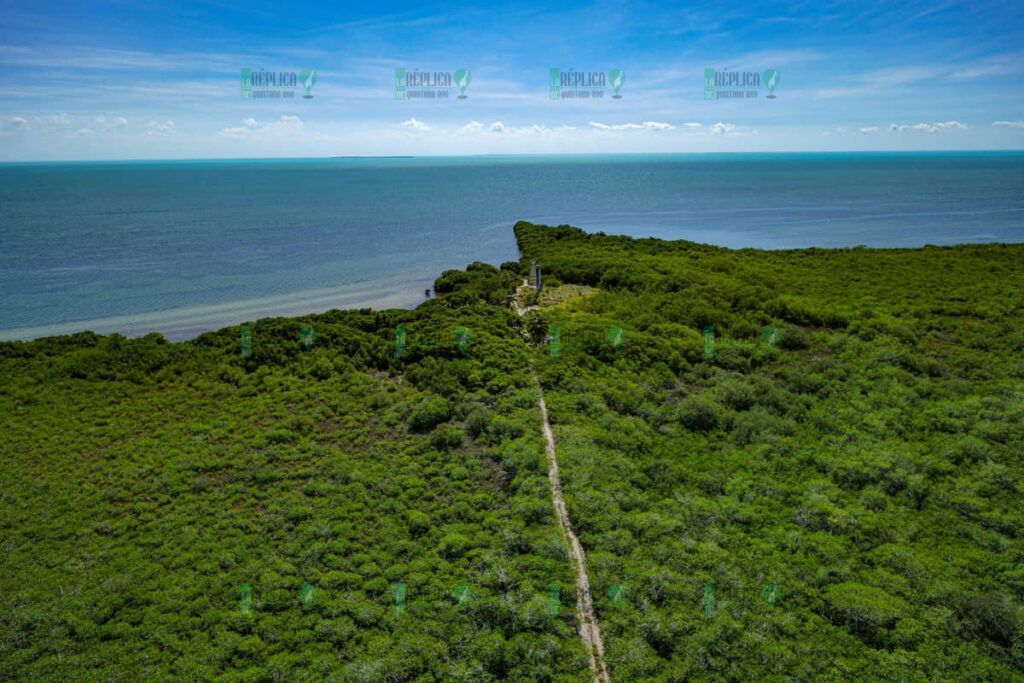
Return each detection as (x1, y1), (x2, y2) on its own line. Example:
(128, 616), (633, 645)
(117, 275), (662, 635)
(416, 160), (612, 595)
(408, 395), (452, 432)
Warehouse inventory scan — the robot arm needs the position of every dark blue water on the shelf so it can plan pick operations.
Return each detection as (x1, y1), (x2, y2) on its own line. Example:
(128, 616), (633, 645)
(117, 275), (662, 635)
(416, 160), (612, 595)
(1, 152), (1022, 340)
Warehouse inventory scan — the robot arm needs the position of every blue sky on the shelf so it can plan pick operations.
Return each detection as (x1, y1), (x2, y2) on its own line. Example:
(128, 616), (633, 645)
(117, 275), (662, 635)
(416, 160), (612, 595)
(0, 0), (1022, 160)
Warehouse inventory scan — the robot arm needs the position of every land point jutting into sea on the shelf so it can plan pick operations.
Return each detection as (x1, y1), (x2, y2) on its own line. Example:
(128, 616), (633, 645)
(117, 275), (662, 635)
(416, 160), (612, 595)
(2, 221), (1022, 680)
(2, 1), (1023, 680)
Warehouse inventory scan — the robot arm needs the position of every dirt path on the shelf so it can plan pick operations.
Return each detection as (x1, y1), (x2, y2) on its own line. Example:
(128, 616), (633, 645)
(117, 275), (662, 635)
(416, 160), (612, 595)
(513, 280), (611, 683)
(512, 279), (536, 317)
(537, 390), (611, 683)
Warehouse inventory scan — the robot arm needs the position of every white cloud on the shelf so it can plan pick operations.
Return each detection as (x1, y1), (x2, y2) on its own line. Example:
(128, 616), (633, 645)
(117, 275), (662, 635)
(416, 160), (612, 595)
(401, 117), (430, 132)
(461, 120), (483, 132)
(490, 121), (505, 132)
(42, 113), (70, 126)
(218, 115), (303, 139)
(589, 121), (675, 131)
(889, 121), (966, 133)
(710, 122), (735, 135)
(8, 116), (28, 130)
(858, 126), (879, 134)
(112, 116), (128, 128)
(684, 122), (701, 128)
(992, 120), (1024, 128)
(95, 115), (106, 124)
(147, 119), (176, 136)
(76, 128), (94, 137)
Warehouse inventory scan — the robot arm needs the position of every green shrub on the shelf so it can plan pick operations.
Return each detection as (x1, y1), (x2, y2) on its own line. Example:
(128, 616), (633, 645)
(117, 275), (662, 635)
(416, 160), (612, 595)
(779, 326), (811, 350)
(408, 395), (452, 432)
(431, 424), (464, 450)
(823, 582), (909, 644)
(675, 395), (721, 432)
(957, 592), (1021, 647)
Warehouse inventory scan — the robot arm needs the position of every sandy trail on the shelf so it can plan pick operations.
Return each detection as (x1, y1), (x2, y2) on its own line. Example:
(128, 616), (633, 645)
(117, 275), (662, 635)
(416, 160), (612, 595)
(514, 279), (610, 682)
(537, 389), (611, 683)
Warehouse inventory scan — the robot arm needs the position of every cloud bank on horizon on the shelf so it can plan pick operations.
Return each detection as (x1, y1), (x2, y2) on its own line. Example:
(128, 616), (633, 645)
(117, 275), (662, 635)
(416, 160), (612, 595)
(0, 0), (1022, 160)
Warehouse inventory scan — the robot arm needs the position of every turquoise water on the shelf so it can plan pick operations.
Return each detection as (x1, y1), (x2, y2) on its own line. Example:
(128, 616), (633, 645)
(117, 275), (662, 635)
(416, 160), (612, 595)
(1, 152), (1022, 340)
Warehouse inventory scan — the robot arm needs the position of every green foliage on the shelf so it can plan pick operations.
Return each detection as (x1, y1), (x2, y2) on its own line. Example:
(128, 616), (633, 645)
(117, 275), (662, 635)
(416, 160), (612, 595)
(3, 220), (1023, 681)
(0, 272), (584, 682)
(675, 395), (722, 431)
(515, 221), (1024, 680)
(408, 395), (452, 432)
(523, 310), (549, 344)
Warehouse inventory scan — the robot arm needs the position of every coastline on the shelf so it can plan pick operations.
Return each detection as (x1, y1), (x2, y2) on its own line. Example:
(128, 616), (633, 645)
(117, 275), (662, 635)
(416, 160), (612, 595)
(0, 272), (433, 342)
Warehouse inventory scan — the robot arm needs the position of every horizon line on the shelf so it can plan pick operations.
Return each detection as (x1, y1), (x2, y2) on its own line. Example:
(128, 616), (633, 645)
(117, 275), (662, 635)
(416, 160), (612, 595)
(2, 148), (1023, 165)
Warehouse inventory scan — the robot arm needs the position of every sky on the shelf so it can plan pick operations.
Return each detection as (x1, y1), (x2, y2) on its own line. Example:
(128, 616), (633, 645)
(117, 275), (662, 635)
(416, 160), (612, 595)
(0, 0), (1022, 160)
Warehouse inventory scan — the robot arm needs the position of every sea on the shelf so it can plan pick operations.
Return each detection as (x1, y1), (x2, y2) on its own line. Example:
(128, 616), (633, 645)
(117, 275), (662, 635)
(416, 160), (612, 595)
(1, 152), (1022, 341)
